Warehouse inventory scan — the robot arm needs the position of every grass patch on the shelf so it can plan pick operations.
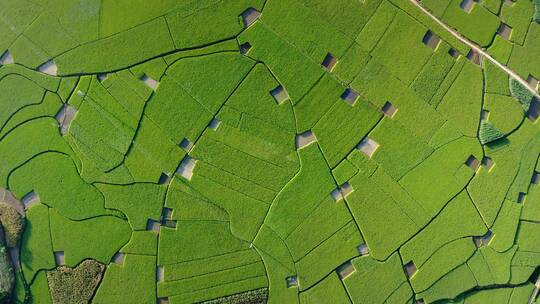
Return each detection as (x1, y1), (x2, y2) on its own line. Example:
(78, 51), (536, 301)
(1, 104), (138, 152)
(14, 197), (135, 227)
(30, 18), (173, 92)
(50, 210), (131, 266)
(441, 0), (500, 46)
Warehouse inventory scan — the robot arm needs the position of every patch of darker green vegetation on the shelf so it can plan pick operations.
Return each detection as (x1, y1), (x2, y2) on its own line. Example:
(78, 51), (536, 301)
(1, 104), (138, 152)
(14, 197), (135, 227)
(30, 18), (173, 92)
(0, 226), (14, 303)
(510, 78), (534, 110)
(535, 0), (540, 22)
(200, 288), (268, 304)
(46, 260), (105, 304)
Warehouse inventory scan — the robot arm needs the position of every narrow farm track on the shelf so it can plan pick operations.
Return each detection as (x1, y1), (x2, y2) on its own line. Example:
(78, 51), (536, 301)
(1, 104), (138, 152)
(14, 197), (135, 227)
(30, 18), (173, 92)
(529, 277), (540, 304)
(409, 0), (540, 100)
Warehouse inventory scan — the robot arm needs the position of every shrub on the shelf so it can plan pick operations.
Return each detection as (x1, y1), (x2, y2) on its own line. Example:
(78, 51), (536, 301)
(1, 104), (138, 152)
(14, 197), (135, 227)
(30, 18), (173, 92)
(345, 253), (411, 303)
(509, 78), (534, 110)
(501, 0), (535, 44)
(0, 203), (24, 248)
(483, 93), (523, 134)
(46, 259), (105, 304)
(49, 210), (132, 266)
(484, 60), (510, 95)
(0, 227), (14, 303)
(437, 63), (483, 137)
(411, 42), (455, 102)
(92, 255), (156, 304)
(479, 121), (505, 144)
(371, 12), (433, 85)
(441, 0), (500, 46)
(201, 288), (268, 304)
(535, 0), (540, 23)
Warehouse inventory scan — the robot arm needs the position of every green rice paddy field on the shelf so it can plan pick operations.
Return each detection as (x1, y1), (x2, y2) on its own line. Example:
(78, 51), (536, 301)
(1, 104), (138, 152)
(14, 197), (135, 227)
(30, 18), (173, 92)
(0, 0), (540, 303)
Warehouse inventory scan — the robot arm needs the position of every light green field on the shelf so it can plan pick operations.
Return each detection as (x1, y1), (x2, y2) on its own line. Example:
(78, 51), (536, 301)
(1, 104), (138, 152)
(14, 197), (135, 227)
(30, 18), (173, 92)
(0, 0), (539, 303)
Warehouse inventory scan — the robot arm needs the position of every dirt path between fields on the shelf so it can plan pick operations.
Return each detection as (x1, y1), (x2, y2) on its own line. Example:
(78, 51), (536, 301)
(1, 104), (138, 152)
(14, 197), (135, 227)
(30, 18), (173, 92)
(409, 0), (540, 100)
(528, 276), (540, 304)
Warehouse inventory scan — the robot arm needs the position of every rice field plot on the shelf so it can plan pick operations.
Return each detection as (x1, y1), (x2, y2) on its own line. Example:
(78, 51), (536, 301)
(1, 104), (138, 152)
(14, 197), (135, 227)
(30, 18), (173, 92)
(0, 0), (539, 303)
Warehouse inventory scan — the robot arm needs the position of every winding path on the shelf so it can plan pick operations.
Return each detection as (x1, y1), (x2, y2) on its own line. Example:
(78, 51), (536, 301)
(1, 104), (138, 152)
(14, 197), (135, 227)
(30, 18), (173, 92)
(409, 0), (540, 100)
